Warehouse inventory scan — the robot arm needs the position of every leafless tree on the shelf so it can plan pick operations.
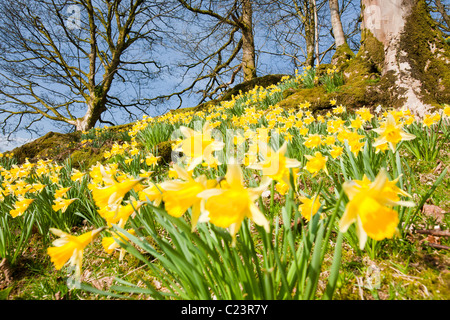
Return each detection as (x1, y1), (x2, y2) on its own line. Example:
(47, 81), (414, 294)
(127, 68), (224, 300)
(0, 0), (174, 135)
(149, 0), (261, 107)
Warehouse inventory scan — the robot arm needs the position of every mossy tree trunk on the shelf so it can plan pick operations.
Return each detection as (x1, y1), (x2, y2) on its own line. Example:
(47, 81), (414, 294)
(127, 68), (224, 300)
(359, 0), (450, 115)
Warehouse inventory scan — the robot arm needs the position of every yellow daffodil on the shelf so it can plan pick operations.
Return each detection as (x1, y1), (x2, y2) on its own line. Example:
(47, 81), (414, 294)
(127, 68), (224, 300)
(102, 229), (136, 260)
(197, 162), (271, 245)
(432, 112), (441, 123)
(339, 169), (414, 249)
(139, 183), (164, 207)
(47, 227), (104, 279)
(333, 105), (345, 114)
(303, 134), (322, 149)
(349, 138), (365, 157)
(372, 114), (415, 152)
(304, 152), (328, 177)
(91, 177), (143, 209)
(285, 132), (293, 143)
(422, 114), (436, 127)
(324, 135), (336, 146)
(330, 145), (344, 159)
(98, 200), (142, 227)
(275, 181), (289, 196)
(299, 126), (309, 136)
(54, 186), (71, 199)
(10, 198), (34, 218)
(404, 115), (415, 125)
(139, 169), (153, 178)
(71, 169), (85, 182)
(31, 183), (46, 193)
(356, 107), (374, 122)
(160, 164), (216, 231)
(248, 142), (301, 186)
(443, 105), (450, 117)
(175, 121), (225, 171)
(52, 198), (76, 213)
(374, 141), (389, 153)
(298, 195), (322, 221)
(350, 116), (364, 130)
(145, 154), (160, 167)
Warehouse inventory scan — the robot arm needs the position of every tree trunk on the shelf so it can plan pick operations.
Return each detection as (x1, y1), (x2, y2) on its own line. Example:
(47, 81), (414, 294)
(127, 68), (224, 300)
(360, 0), (450, 116)
(241, 0), (257, 81)
(304, 13), (316, 68)
(329, 0), (346, 48)
(305, 34), (316, 68)
(70, 96), (107, 131)
(312, 0), (319, 66)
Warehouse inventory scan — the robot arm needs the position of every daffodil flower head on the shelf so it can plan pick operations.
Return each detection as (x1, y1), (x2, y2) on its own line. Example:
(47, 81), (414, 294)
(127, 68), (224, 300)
(330, 145), (344, 159)
(298, 195), (322, 221)
(98, 199), (143, 227)
(47, 227), (105, 279)
(10, 197), (34, 218)
(102, 229), (136, 261)
(304, 152), (328, 177)
(91, 166), (143, 209)
(303, 134), (322, 149)
(197, 161), (271, 245)
(372, 114), (415, 153)
(138, 182), (164, 206)
(339, 169), (414, 249)
(160, 164), (213, 231)
(248, 142), (301, 186)
(54, 186), (71, 199)
(175, 121), (225, 171)
(52, 198), (76, 213)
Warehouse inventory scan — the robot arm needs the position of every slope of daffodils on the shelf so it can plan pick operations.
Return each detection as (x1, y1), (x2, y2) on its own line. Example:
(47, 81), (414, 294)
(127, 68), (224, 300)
(1, 73), (449, 300)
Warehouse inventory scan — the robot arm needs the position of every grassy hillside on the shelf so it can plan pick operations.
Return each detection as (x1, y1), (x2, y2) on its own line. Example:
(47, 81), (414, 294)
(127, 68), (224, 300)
(0, 72), (449, 301)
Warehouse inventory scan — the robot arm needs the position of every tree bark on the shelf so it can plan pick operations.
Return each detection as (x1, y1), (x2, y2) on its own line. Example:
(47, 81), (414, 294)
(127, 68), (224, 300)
(312, 0), (320, 66)
(329, 0), (346, 48)
(360, 0), (450, 116)
(241, 0), (257, 81)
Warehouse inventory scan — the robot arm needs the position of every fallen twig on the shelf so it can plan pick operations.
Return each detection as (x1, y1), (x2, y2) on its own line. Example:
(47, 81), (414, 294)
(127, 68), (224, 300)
(416, 229), (450, 237)
(424, 243), (450, 250)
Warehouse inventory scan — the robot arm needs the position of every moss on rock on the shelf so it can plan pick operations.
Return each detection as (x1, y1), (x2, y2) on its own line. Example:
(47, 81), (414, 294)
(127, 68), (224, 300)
(69, 145), (109, 169)
(331, 43), (356, 69)
(153, 140), (175, 165)
(278, 86), (330, 112)
(10, 131), (82, 164)
(358, 29), (385, 74)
